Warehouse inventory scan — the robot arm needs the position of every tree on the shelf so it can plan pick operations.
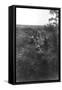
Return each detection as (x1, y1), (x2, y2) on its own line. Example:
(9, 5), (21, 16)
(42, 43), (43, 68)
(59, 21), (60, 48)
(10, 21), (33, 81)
(49, 10), (59, 26)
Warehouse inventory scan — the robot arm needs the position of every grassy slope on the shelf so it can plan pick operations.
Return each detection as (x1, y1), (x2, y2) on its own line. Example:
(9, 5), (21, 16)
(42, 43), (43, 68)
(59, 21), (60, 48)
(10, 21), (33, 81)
(16, 25), (59, 82)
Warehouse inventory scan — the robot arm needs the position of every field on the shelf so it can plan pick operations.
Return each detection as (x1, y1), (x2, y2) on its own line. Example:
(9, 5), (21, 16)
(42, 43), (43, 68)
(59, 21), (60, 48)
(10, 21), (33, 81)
(16, 25), (59, 82)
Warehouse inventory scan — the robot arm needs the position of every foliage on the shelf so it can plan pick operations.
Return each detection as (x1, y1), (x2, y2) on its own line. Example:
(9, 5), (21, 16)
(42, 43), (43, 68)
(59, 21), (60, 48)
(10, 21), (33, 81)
(49, 10), (59, 26)
(16, 24), (59, 82)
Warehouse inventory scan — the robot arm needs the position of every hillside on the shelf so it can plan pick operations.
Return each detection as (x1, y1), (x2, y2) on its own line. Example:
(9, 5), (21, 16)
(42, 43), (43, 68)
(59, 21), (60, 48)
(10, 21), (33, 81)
(16, 24), (59, 82)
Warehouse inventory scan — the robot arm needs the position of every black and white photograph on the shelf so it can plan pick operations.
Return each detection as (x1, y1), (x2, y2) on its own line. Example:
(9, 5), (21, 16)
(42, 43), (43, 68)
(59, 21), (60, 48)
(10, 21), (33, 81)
(16, 7), (60, 83)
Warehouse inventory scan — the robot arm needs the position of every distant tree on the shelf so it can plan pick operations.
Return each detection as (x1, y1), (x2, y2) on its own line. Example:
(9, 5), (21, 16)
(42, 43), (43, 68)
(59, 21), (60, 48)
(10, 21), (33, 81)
(49, 10), (59, 26)
(48, 10), (59, 37)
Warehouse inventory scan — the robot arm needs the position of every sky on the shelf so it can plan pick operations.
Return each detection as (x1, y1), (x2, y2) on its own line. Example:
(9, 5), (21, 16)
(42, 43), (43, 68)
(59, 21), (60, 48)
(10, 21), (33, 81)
(16, 8), (53, 25)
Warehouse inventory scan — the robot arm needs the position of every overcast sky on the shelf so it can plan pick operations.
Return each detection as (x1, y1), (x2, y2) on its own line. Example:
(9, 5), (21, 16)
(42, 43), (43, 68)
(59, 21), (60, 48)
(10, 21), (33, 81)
(16, 8), (53, 25)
